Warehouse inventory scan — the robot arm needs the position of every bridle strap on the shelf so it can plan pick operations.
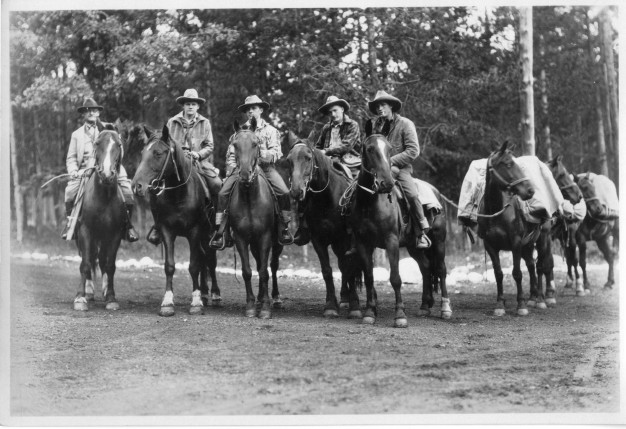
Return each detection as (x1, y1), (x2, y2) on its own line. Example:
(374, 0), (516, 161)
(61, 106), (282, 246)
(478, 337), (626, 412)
(487, 156), (530, 190)
(148, 141), (192, 196)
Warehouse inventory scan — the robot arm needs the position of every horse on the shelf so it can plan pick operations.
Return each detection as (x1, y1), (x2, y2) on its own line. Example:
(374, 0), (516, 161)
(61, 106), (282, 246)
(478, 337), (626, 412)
(131, 124), (220, 316)
(346, 121), (451, 327)
(227, 118), (283, 319)
(572, 172), (617, 292)
(287, 135), (361, 318)
(477, 141), (544, 317)
(73, 122), (128, 311)
(546, 156), (584, 299)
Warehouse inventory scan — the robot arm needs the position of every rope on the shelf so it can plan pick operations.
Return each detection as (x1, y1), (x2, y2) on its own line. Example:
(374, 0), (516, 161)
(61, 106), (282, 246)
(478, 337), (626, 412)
(438, 192), (511, 219)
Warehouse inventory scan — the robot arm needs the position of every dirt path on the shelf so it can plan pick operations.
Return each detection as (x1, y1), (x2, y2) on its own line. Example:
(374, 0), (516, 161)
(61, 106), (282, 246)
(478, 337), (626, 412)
(8, 258), (621, 422)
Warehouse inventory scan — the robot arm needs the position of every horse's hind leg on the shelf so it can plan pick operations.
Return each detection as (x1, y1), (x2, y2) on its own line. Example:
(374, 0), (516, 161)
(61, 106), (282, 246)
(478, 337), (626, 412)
(253, 237), (273, 319)
(523, 243), (542, 309)
(597, 237), (615, 290)
(188, 234), (204, 315)
(577, 234), (590, 295)
(236, 240), (256, 318)
(314, 240), (338, 317)
(270, 244), (284, 309)
(205, 247), (222, 307)
(159, 230), (176, 317)
(408, 246), (433, 317)
(357, 243), (377, 325)
(75, 232), (95, 311)
(100, 237), (122, 311)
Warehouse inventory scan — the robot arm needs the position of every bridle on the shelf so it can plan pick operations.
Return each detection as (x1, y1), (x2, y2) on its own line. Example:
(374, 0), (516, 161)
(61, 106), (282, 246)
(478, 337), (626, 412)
(234, 129), (260, 186)
(148, 139), (192, 196)
(487, 155), (530, 191)
(290, 143), (330, 199)
(358, 134), (388, 195)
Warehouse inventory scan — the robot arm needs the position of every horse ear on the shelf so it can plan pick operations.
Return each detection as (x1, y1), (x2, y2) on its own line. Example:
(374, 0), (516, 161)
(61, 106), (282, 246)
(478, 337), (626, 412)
(96, 119), (105, 132)
(574, 174), (580, 183)
(365, 120), (373, 137)
(585, 172), (590, 180)
(161, 124), (169, 143)
(233, 119), (240, 132)
(306, 128), (316, 143)
(498, 140), (509, 154)
(143, 124), (154, 142)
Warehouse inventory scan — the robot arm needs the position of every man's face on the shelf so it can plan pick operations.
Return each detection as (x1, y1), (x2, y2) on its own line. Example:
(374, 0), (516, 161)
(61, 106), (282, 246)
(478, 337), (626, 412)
(246, 105), (263, 120)
(328, 105), (344, 123)
(84, 108), (100, 124)
(183, 102), (199, 117)
(376, 102), (393, 119)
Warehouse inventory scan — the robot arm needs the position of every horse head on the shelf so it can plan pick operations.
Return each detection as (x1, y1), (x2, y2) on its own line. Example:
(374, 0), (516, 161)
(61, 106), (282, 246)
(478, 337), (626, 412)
(360, 120), (394, 194)
(233, 118), (261, 187)
(286, 135), (316, 201)
(547, 155), (583, 204)
(93, 122), (123, 187)
(131, 124), (174, 198)
(575, 172), (604, 218)
(487, 141), (534, 200)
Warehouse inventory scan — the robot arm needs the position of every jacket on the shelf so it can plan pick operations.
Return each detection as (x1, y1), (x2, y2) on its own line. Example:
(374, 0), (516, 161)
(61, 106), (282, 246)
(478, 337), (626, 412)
(66, 123), (129, 178)
(167, 112), (214, 169)
(372, 113), (419, 171)
(315, 115), (361, 157)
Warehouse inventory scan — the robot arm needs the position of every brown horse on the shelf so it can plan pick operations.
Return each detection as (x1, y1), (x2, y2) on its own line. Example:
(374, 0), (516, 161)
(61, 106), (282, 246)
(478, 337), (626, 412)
(346, 121), (451, 327)
(132, 124), (220, 316)
(228, 118), (283, 319)
(477, 141), (542, 317)
(572, 172), (617, 292)
(287, 135), (361, 318)
(73, 122), (128, 311)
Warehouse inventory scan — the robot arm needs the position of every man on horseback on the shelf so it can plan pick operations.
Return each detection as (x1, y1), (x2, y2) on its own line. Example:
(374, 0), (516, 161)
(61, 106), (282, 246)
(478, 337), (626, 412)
(146, 89), (222, 245)
(209, 95), (294, 250)
(61, 97), (139, 242)
(293, 95), (361, 245)
(368, 90), (431, 249)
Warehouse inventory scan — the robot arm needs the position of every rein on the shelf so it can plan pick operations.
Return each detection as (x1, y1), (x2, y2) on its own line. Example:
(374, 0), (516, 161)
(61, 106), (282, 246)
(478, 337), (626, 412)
(148, 140), (192, 196)
(487, 156), (530, 190)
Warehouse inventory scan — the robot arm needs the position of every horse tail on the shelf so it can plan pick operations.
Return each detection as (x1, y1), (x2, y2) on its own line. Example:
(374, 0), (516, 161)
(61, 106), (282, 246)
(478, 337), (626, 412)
(354, 268), (363, 292)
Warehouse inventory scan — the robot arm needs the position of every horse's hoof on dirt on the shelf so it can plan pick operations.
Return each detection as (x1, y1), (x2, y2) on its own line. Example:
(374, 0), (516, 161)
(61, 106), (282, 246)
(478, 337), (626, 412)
(576, 290), (586, 297)
(74, 301), (88, 311)
(324, 309), (339, 318)
(339, 302), (349, 310)
(272, 299), (284, 309)
(585, 289), (591, 295)
(105, 301), (120, 311)
(246, 309), (257, 318)
(394, 317), (408, 328)
(362, 316), (375, 325)
(348, 310), (362, 319)
(517, 308), (529, 316)
(545, 297), (557, 307)
(536, 302), (547, 310)
(212, 298), (223, 308)
(527, 300), (536, 308)
(494, 308), (505, 317)
(417, 308), (431, 317)
(258, 310), (272, 319)
(441, 310), (452, 319)
(159, 306), (175, 317)
(189, 305), (204, 315)
(86, 293), (95, 302)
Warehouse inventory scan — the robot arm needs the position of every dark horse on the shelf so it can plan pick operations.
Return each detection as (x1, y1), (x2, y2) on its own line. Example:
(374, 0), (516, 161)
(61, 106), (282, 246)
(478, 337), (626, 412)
(572, 172), (618, 292)
(477, 141), (543, 317)
(287, 135), (361, 318)
(132, 124), (220, 316)
(546, 155), (584, 301)
(346, 122), (451, 327)
(228, 118), (283, 319)
(73, 122), (128, 311)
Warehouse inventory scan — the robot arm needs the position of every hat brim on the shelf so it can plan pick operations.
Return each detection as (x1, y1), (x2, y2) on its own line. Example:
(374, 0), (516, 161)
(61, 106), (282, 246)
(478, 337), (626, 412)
(77, 106), (104, 113)
(318, 100), (350, 115)
(177, 96), (206, 105)
(238, 101), (270, 112)
(368, 98), (402, 115)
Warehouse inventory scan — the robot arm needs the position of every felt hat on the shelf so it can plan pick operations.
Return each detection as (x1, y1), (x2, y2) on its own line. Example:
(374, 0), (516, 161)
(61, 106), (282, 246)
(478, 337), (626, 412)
(176, 88), (206, 105)
(368, 90), (402, 115)
(237, 95), (270, 112)
(77, 98), (104, 113)
(318, 95), (350, 115)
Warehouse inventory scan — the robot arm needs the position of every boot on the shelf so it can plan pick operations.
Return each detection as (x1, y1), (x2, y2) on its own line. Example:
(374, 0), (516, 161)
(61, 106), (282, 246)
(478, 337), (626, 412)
(209, 212), (233, 250)
(146, 225), (162, 246)
(124, 203), (139, 242)
(61, 201), (74, 240)
(293, 214), (310, 246)
(416, 217), (431, 249)
(278, 210), (294, 245)
(344, 230), (357, 257)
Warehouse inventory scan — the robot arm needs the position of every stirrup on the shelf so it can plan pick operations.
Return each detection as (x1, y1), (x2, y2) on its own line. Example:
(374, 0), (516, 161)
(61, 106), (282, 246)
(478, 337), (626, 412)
(279, 230), (294, 246)
(146, 226), (162, 246)
(209, 232), (226, 250)
(126, 227), (139, 243)
(293, 227), (310, 246)
(416, 234), (432, 249)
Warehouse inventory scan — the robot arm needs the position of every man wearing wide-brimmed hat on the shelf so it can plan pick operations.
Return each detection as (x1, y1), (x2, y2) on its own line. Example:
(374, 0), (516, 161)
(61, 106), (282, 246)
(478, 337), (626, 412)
(209, 95), (293, 250)
(61, 97), (139, 242)
(146, 89), (222, 246)
(367, 90), (431, 249)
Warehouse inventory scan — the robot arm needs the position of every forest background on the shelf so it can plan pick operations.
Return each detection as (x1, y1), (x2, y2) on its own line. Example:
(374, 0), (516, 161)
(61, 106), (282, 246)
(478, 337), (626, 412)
(8, 5), (619, 249)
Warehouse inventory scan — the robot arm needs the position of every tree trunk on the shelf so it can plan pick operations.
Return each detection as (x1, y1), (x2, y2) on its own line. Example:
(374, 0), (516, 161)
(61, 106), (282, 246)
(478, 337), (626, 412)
(539, 35), (551, 160)
(519, 7), (535, 156)
(33, 112), (43, 235)
(10, 107), (24, 243)
(366, 12), (380, 89)
(599, 7), (618, 167)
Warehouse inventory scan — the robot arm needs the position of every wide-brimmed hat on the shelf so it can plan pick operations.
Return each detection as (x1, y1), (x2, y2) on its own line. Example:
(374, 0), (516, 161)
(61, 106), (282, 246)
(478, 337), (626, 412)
(368, 90), (402, 115)
(238, 95), (270, 112)
(77, 98), (104, 113)
(318, 95), (350, 115)
(176, 89), (206, 105)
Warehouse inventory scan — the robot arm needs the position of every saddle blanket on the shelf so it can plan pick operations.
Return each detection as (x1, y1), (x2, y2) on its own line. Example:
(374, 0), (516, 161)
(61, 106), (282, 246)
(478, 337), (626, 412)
(413, 178), (443, 211)
(578, 172), (619, 218)
(457, 155), (564, 224)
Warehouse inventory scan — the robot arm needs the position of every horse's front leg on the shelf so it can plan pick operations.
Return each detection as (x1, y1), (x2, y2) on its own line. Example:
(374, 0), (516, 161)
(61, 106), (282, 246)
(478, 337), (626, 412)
(577, 234), (590, 296)
(253, 234), (273, 319)
(205, 247), (222, 307)
(597, 236), (615, 290)
(356, 241), (377, 325)
(188, 231), (205, 315)
(100, 234), (123, 311)
(270, 243), (284, 309)
(235, 238), (256, 318)
(484, 241), (505, 316)
(523, 242), (543, 309)
(74, 230), (95, 311)
(314, 239), (339, 318)
(407, 245), (433, 317)
(386, 236), (406, 328)
(512, 247), (528, 316)
(432, 234), (452, 319)
(159, 229), (176, 317)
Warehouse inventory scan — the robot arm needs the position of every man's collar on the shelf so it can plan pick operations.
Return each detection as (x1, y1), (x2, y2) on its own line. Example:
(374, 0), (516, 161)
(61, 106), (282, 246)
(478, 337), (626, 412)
(246, 118), (266, 128)
(84, 122), (97, 130)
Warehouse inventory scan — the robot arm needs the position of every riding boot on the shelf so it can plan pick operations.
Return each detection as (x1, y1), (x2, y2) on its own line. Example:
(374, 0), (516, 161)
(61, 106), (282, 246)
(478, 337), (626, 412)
(146, 225), (162, 246)
(209, 212), (233, 250)
(278, 210), (294, 245)
(124, 203), (139, 242)
(344, 226), (357, 257)
(410, 198), (431, 249)
(61, 201), (74, 240)
(293, 208), (310, 246)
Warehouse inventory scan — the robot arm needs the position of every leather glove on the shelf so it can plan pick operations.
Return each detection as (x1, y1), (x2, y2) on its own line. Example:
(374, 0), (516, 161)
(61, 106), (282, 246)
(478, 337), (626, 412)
(391, 165), (400, 177)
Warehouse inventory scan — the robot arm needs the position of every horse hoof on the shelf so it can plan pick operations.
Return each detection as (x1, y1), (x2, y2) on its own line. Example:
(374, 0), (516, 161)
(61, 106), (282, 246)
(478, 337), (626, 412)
(212, 298), (223, 308)
(494, 308), (505, 317)
(362, 316), (375, 325)
(159, 306), (175, 317)
(74, 302), (88, 311)
(339, 302), (349, 310)
(527, 300), (536, 308)
(517, 308), (529, 316)
(441, 310), (452, 319)
(348, 310), (362, 319)
(105, 301), (120, 311)
(536, 302), (547, 310)
(258, 310), (272, 319)
(576, 290), (586, 297)
(394, 318), (408, 328)
(418, 308), (431, 317)
(246, 309), (257, 318)
(272, 300), (284, 309)
(324, 309), (339, 318)
(545, 297), (557, 307)
(189, 305), (204, 315)
(86, 293), (95, 302)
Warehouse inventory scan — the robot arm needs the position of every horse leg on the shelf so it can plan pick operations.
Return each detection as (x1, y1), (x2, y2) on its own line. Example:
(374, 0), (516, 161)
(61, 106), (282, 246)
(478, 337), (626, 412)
(434, 239), (452, 319)
(188, 233), (204, 315)
(484, 242), (505, 316)
(357, 242), (377, 325)
(270, 244), (284, 309)
(204, 246), (221, 307)
(338, 250), (362, 319)
(512, 248), (528, 316)
(74, 232), (94, 311)
(523, 243), (542, 309)
(597, 237), (615, 290)
(536, 229), (554, 308)
(407, 246), (432, 317)
(254, 236), (273, 319)
(577, 235), (589, 296)
(100, 236), (122, 311)
(314, 239), (338, 317)
(386, 238), (407, 328)
(159, 229), (176, 317)
(236, 240), (256, 318)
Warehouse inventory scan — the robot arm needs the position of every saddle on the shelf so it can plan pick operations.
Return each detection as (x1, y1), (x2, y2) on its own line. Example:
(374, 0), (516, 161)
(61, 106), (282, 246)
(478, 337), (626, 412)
(330, 158), (354, 181)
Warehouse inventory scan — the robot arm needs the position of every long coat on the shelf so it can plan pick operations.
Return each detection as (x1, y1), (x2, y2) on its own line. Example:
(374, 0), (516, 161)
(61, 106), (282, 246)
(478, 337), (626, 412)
(371, 113), (420, 172)
(167, 112), (214, 169)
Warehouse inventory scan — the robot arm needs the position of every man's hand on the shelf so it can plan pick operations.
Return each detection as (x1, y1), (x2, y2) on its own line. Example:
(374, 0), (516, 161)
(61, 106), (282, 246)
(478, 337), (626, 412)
(71, 171), (79, 179)
(391, 165), (400, 177)
(190, 151), (200, 160)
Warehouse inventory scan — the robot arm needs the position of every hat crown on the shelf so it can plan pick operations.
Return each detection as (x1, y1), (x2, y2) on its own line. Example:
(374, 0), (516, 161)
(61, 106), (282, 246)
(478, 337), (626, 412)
(182, 89), (200, 99)
(243, 95), (264, 105)
(325, 95), (340, 104)
(83, 98), (99, 108)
